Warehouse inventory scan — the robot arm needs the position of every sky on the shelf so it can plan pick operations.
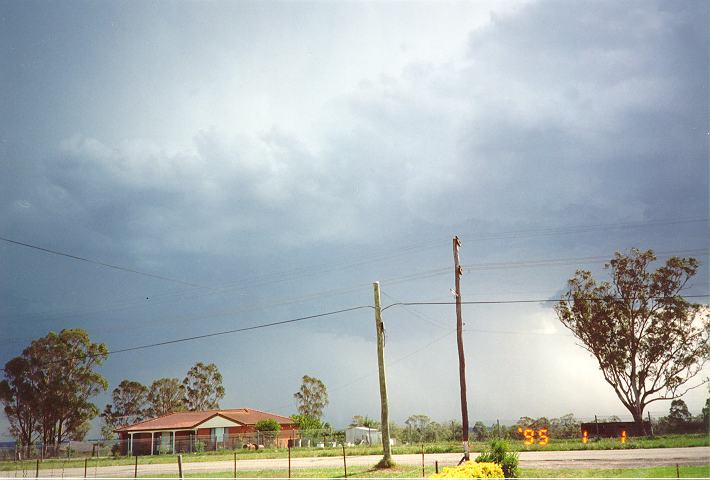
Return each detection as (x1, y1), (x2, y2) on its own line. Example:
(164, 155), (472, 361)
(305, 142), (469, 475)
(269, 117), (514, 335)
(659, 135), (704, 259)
(0, 0), (708, 440)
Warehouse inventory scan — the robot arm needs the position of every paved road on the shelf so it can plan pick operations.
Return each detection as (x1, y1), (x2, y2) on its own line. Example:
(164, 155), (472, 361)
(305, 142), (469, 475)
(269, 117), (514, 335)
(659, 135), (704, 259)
(3, 447), (709, 478)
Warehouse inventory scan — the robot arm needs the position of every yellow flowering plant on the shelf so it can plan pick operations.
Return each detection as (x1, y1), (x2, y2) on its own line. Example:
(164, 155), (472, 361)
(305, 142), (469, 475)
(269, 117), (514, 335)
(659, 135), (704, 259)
(431, 461), (504, 478)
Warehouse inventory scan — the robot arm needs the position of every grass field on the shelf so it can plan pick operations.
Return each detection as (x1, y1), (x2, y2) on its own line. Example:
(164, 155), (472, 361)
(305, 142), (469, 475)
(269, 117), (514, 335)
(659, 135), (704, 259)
(1, 434), (707, 472)
(136, 464), (710, 478)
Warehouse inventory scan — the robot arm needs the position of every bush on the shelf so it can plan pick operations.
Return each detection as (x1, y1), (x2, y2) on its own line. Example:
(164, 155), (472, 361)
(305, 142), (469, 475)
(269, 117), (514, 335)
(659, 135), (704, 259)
(432, 461), (503, 478)
(475, 440), (519, 478)
(255, 419), (281, 432)
(194, 440), (205, 453)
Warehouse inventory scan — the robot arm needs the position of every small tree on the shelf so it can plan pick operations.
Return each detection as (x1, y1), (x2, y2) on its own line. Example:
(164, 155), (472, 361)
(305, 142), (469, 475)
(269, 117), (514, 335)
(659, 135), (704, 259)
(556, 249), (709, 434)
(472, 421), (489, 441)
(293, 375), (328, 420)
(291, 414), (323, 431)
(255, 419), (281, 432)
(667, 399), (692, 432)
(349, 415), (380, 428)
(404, 414), (432, 443)
(183, 362), (225, 411)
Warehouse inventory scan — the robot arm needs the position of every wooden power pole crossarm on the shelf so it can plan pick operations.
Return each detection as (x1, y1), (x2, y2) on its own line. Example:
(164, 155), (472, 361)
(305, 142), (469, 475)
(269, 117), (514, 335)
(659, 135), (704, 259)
(373, 282), (393, 467)
(453, 236), (470, 461)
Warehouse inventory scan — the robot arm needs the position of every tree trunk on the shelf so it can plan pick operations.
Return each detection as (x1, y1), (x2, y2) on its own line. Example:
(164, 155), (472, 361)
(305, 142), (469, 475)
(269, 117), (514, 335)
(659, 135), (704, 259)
(631, 409), (646, 436)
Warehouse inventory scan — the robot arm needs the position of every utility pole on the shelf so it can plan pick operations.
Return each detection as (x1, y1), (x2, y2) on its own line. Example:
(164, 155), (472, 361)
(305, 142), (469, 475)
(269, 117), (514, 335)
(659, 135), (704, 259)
(373, 281), (393, 467)
(453, 236), (470, 462)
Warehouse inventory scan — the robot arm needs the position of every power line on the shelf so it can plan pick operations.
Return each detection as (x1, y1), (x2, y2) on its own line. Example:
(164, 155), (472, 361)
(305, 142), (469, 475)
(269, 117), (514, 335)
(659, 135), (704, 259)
(0, 236), (209, 289)
(22, 291), (710, 366)
(5, 218), (708, 322)
(40, 305), (374, 365)
(381, 294), (710, 311)
(461, 248), (708, 272)
(6, 245), (704, 325)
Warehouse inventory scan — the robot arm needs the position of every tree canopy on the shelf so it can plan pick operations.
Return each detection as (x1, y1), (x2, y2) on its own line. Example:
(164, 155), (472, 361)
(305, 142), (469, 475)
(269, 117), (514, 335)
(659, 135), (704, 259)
(293, 375), (328, 419)
(101, 380), (148, 437)
(147, 378), (186, 417)
(290, 413), (323, 431)
(0, 329), (108, 454)
(182, 362), (225, 411)
(555, 248), (709, 432)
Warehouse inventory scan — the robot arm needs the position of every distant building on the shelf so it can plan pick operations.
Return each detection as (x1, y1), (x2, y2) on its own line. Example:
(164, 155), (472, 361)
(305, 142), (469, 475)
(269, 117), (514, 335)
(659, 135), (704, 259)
(115, 408), (297, 455)
(580, 420), (650, 437)
(345, 426), (381, 445)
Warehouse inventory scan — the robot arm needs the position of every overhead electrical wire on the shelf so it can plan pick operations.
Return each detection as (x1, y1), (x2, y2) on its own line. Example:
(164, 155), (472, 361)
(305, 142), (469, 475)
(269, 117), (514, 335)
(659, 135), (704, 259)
(2, 217), (706, 320)
(380, 294), (710, 311)
(0, 236), (210, 289)
(39, 305), (374, 365)
(29, 290), (709, 367)
(2, 247), (707, 348)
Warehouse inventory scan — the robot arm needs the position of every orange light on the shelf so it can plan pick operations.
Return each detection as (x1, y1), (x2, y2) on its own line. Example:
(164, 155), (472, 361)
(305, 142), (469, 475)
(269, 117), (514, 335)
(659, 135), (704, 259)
(620, 430), (626, 444)
(537, 428), (549, 446)
(523, 428), (535, 445)
(582, 431), (588, 444)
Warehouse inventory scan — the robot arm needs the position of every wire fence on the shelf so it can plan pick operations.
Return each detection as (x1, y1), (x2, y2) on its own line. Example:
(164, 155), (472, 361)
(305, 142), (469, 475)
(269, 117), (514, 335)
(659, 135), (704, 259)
(0, 448), (463, 479)
(1, 433), (708, 479)
(0, 413), (706, 478)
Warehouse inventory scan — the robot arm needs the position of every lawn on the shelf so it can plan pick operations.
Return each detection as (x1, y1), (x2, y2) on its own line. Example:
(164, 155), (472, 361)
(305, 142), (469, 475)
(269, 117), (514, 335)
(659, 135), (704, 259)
(139, 464), (710, 478)
(1, 434), (707, 472)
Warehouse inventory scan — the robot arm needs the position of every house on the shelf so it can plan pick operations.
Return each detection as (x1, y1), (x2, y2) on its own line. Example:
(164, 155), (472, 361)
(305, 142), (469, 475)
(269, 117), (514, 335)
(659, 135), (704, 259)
(115, 408), (298, 455)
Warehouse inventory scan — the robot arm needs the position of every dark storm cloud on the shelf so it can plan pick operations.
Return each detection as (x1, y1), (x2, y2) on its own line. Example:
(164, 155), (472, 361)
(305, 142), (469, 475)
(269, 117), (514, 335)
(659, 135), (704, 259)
(1, 0), (708, 436)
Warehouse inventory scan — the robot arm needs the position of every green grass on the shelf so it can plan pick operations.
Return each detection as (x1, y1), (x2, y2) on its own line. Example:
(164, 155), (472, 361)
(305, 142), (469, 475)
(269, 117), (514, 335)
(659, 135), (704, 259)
(139, 464), (710, 478)
(520, 465), (710, 478)
(1, 434), (707, 472)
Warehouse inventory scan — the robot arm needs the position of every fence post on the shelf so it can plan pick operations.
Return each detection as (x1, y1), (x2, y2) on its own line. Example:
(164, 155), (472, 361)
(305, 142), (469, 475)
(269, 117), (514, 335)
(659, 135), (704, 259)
(288, 446), (291, 478)
(233, 451), (236, 479)
(134, 455), (138, 478)
(594, 415), (599, 437)
(676, 463), (680, 478)
(35, 459), (39, 478)
(435, 461), (439, 474)
(421, 444), (425, 478)
(342, 444), (347, 478)
(177, 454), (183, 480)
(84, 458), (88, 478)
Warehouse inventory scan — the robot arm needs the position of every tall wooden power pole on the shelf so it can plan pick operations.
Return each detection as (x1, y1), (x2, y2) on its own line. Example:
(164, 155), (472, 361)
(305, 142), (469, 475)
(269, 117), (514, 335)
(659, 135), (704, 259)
(373, 281), (393, 467)
(453, 236), (470, 462)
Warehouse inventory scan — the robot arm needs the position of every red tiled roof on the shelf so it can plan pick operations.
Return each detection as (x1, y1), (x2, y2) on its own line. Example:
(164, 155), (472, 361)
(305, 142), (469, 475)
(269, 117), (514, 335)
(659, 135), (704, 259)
(115, 408), (295, 433)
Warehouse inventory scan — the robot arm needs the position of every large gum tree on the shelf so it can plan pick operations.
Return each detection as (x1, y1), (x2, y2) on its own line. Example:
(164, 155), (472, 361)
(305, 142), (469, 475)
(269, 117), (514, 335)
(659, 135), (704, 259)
(556, 248), (708, 433)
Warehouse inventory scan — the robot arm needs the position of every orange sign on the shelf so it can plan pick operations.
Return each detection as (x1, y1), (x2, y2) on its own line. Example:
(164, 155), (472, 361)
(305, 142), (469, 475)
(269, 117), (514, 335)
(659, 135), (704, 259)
(517, 427), (549, 446)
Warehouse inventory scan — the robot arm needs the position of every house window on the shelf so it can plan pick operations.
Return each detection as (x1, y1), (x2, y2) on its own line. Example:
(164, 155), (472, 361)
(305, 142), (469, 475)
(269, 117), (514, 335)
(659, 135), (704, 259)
(212, 427), (225, 443)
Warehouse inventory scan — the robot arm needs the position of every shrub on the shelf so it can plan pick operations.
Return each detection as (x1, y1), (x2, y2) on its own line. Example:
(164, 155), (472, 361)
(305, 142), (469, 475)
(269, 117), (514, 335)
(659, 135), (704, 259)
(432, 461), (503, 478)
(194, 440), (205, 453)
(475, 440), (519, 478)
(255, 419), (281, 432)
